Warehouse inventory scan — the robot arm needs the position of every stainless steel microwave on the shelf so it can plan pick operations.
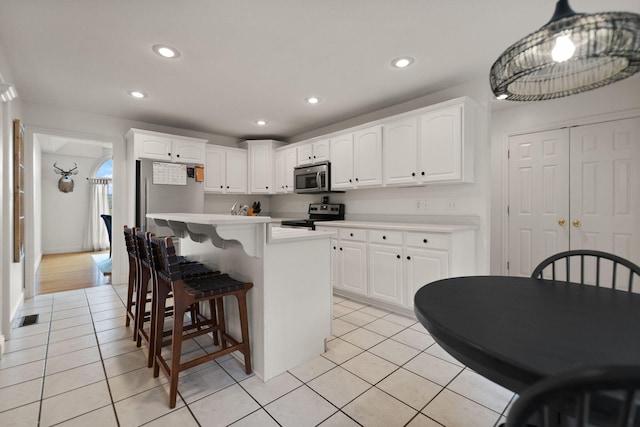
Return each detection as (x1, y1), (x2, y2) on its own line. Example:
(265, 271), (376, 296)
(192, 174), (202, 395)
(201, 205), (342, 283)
(294, 162), (330, 193)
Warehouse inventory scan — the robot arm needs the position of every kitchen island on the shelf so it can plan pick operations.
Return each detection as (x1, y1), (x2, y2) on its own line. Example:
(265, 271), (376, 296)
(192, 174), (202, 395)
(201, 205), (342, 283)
(146, 213), (333, 381)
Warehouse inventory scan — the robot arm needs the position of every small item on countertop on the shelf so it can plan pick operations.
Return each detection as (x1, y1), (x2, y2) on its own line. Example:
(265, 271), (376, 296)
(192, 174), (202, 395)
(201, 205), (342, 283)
(252, 201), (261, 214)
(247, 206), (254, 216)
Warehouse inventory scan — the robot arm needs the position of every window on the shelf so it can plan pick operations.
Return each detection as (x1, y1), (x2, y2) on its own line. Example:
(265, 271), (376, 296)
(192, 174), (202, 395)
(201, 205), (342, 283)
(95, 158), (113, 213)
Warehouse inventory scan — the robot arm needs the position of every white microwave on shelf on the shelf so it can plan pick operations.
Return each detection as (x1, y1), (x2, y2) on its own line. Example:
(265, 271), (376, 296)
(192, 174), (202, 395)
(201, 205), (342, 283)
(293, 162), (331, 194)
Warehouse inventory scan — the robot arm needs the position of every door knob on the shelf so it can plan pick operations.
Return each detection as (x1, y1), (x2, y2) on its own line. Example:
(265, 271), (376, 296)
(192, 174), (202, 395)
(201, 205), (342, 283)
(572, 220), (581, 227)
(558, 219), (566, 226)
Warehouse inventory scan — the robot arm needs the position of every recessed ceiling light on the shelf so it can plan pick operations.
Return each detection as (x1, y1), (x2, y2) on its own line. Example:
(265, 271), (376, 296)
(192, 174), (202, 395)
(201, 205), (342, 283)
(255, 120), (267, 126)
(306, 97), (320, 104)
(128, 90), (147, 98)
(392, 57), (414, 68)
(152, 44), (180, 59)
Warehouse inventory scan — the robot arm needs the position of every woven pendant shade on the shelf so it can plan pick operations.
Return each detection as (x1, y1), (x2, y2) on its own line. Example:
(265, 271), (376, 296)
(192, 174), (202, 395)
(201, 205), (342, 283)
(490, 0), (640, 101)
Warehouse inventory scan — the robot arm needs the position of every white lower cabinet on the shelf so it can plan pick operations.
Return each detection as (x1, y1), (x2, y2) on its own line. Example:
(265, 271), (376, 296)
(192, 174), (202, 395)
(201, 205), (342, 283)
(318, 224), (476, 313)
(336, 228), (368, 296)
(340, 241), (368, 296)
(404, 247), (448, 309)
(369, 243), (404, 305)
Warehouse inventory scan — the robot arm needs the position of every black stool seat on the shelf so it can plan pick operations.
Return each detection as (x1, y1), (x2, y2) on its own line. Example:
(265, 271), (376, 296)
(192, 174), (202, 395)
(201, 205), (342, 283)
(180, 263), (220, 279)
(183, 274), (249, 299)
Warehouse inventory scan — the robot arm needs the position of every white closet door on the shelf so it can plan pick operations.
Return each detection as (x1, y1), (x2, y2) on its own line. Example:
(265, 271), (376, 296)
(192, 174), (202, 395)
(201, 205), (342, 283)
(507, 116), (640, 278)
(569, 117), (640, 263)
(508, 129), (570, 276)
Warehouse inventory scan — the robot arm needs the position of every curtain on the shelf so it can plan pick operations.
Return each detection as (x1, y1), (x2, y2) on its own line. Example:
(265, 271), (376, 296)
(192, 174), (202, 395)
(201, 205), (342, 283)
(86, 178), (110, 251)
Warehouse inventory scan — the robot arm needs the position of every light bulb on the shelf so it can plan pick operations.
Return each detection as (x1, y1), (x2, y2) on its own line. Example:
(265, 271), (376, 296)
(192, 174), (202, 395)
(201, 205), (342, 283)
(551, 35), (575, 62)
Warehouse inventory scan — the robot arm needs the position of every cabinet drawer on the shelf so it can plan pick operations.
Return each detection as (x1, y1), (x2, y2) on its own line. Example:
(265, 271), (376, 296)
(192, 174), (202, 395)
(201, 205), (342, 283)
(339, 228), (367, 241)
(405, 232), (449, 250)
(315, 226), (338, 236)
(369, 229), (402, 245)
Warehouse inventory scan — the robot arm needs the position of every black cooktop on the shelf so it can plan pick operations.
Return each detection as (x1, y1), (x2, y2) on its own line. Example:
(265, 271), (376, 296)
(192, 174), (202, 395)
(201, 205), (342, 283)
(280, 203), (345, 229)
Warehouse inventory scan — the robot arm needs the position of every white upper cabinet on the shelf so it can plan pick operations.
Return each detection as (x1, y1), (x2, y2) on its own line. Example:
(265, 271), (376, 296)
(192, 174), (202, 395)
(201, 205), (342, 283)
(330, 134), (355, 189)
(204, 145), (247, 194)
(274, 146), (297, 193)
(240, 139), (285, 194)
(353, 126), (383, 187)
(126, 128), (206, 164)
(383, 117), (420, 185)
(330, 126), (382, 190)
(297, 139), (330, 166)
(419, 104), (468, 183)
(382, 97), (476, 185)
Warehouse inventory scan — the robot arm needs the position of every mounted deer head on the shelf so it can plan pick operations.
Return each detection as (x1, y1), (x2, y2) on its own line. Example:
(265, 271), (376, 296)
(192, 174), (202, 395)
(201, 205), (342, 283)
(53, 162), (79, 193)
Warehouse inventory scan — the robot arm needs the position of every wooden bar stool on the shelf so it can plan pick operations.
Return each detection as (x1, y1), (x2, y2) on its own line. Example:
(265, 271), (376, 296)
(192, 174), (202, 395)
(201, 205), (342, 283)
(123, 225), (142, 338)
(134, 230), (222, 368)
(133, 230), (166, 367)
(148, 235), (253, 408)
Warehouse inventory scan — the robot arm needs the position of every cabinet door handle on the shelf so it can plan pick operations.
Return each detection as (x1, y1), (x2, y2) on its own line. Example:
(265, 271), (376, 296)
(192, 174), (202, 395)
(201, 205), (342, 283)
(558, 219), (566, 226)
(423, 239), (428, 243)
(176, 154), (180, 157)
(421, 171), (425, 176)
(333, 246), (336, 250)
(396, 254), (401, 259)
(339, 247), (343, 251)
(350, 233), (354, 237)
(355, 178), (359, 182)
(168, 152), (171, 156)
(382, 235), (386, 240)
(573, 220), (581, 227)
(266, 186), (269, 189)
(411, 172), (415, 177)
(407, 256), (411, 260)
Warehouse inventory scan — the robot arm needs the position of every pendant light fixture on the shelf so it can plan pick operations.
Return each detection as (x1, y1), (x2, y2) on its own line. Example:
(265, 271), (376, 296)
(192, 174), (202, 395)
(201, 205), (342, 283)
(489, 0), (640, 101)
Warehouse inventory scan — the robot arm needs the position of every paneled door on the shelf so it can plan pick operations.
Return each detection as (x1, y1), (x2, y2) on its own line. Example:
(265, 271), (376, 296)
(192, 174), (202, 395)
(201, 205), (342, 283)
(508, 128), (570, 276)
(508, 116), (640, 276)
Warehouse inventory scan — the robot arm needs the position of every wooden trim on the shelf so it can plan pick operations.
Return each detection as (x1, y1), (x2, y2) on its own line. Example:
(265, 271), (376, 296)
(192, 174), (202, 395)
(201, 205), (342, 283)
(13, 119), (24, 262)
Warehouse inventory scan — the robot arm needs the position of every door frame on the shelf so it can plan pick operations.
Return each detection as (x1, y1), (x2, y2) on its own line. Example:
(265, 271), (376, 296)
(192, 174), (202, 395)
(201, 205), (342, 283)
(500, 108), (640, 275)
(24, 126), (124, 299)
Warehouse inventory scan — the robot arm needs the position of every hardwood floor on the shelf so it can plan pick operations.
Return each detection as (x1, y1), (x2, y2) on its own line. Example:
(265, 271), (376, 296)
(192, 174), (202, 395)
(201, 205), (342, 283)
(35, 251), (112, 295)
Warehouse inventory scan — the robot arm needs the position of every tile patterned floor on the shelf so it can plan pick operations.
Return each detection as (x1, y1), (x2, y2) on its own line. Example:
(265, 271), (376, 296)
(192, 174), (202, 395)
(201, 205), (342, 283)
(0, 285), (516, 426)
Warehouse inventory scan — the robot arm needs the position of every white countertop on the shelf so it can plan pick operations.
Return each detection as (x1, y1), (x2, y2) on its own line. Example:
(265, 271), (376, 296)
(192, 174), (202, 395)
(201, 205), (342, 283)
(313, 220), (478, 233)
(146, 212), (271, 225)
(268, 225), (334, 243)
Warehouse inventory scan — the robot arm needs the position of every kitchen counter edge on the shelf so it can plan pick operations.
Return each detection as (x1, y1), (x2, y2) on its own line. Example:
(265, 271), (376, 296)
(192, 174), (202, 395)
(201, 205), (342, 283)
(313, 221), (478, 233)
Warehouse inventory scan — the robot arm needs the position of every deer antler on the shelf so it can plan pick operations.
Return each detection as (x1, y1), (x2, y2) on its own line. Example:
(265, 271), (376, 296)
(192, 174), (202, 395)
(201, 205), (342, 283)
(53, 162), (79, 175)
(53, 162), (64, 175)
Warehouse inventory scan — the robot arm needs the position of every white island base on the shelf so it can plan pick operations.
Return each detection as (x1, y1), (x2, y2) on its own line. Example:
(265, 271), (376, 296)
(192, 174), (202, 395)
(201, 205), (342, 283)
(148, 213), (332, 382)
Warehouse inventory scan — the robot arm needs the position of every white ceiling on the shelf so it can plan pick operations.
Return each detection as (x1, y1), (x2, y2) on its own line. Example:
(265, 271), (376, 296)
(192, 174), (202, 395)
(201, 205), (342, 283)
(36, 134), (112, 157)
(1, 0), (639, 140)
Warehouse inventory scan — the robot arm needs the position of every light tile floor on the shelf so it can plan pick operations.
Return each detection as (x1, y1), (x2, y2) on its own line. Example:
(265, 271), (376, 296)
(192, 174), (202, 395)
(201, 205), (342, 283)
(0, 284), (516, 426)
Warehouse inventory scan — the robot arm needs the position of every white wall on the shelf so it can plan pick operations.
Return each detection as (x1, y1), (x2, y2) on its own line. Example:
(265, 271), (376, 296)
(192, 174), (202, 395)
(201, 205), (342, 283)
(204, 193), (271, 216)
(489, 73), (640, 274)
(40, 153), (108, 254)
(1, 89), (24, 339)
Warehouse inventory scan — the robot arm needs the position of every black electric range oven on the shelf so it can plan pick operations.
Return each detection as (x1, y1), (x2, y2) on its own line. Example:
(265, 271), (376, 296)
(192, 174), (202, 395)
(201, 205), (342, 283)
(280, 203), (345, 230)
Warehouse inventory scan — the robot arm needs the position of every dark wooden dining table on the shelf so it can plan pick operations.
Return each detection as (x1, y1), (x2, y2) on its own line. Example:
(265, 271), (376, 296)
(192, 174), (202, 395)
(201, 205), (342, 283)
(414, 275), (640, 392)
